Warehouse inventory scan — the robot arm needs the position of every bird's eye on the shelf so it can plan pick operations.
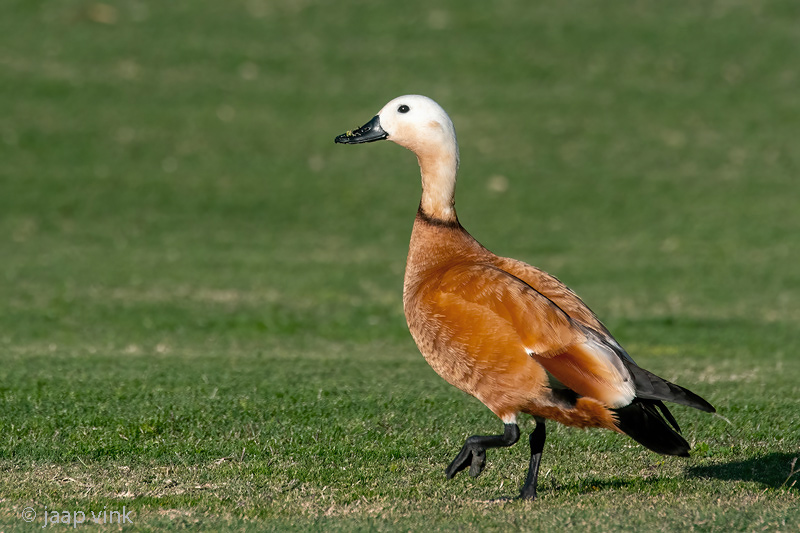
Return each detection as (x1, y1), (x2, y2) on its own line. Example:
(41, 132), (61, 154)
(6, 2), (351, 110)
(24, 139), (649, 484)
(398, 105), (410, 113)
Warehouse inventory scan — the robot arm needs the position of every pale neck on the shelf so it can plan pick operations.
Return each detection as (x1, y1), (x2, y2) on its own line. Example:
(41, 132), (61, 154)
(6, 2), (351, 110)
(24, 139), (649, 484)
(417, 148), (458, 223)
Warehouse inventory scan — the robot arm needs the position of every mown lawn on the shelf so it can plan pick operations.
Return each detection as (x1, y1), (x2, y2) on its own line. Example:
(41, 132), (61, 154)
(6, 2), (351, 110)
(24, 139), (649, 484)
(1, 0), (798, 530)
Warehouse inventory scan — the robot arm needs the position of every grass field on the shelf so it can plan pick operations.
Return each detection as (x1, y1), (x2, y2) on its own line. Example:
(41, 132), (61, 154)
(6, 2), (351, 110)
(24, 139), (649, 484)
(1, 0), (799, 530)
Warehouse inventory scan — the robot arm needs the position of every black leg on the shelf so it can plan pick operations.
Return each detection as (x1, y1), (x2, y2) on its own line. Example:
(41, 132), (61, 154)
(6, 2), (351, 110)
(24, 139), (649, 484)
(445, 423), (520, 479)
(519, 420), (546, 500)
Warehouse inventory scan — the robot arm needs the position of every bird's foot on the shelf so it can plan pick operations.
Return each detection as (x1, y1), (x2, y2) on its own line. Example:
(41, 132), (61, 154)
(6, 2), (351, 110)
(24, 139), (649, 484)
(517, 484), (538, 500)
(445, 443), (487, 479)
(444, 424), (521, 480)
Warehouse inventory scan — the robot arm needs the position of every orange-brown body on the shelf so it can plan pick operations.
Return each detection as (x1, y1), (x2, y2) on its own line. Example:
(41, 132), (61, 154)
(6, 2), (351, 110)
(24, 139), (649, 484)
(403, 211), (620, 431)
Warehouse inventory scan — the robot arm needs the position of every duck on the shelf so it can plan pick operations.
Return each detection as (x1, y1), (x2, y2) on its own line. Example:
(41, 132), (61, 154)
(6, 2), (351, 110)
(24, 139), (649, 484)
(334, 95), (714, 500)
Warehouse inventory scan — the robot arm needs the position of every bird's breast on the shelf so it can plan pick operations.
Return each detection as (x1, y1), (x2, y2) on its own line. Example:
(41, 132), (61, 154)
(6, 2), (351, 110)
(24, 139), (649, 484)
(403, 268), (550, 418)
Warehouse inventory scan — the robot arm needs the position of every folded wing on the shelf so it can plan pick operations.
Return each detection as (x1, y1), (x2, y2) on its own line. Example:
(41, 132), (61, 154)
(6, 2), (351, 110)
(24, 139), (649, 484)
(433, 263), (637, 407)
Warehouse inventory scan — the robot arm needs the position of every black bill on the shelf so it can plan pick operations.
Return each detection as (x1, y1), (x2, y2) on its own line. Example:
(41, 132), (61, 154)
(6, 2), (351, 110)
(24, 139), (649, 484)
(334, 115), (388, 144)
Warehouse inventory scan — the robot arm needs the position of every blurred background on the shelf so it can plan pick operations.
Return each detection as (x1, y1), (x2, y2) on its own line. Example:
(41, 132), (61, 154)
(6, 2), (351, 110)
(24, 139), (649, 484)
(0, 0), (798, 527)
(2, 1), (797, 352)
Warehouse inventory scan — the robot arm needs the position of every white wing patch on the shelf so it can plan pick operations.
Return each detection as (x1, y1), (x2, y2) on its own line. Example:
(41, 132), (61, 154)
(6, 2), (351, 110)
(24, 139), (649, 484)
(580, 336), (636, 407)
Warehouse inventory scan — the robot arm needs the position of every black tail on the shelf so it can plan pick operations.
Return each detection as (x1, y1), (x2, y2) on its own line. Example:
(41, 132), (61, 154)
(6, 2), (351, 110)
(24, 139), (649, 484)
(620, 359), (716, 414)
(612, 399), (691, 457)
(611, 358), (715, 456)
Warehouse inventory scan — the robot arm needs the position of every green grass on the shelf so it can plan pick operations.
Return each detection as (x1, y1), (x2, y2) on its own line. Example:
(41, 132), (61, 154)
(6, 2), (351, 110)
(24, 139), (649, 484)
(1, 0), (799, 530)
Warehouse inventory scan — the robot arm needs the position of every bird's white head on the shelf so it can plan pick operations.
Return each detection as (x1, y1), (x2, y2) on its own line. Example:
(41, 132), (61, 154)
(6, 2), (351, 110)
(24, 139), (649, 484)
(335, 95), (460, 222)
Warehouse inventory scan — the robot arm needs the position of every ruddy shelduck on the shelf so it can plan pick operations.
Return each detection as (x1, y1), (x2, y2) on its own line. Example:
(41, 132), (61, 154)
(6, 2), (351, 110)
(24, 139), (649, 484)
(335, 95), (714, 500)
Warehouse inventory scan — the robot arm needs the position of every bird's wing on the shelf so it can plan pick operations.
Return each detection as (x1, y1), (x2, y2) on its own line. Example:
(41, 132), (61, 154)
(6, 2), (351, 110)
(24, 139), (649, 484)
(431, 263), (636, 407)
(495, 256), (611, 335)
(431, 262), (582, 357)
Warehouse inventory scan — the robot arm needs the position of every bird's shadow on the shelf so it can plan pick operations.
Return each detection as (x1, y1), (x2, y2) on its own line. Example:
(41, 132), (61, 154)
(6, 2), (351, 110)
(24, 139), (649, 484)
(480, 453), (799, 503)
(526, 452), (799, 500)
(687, 452), (799, 489)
